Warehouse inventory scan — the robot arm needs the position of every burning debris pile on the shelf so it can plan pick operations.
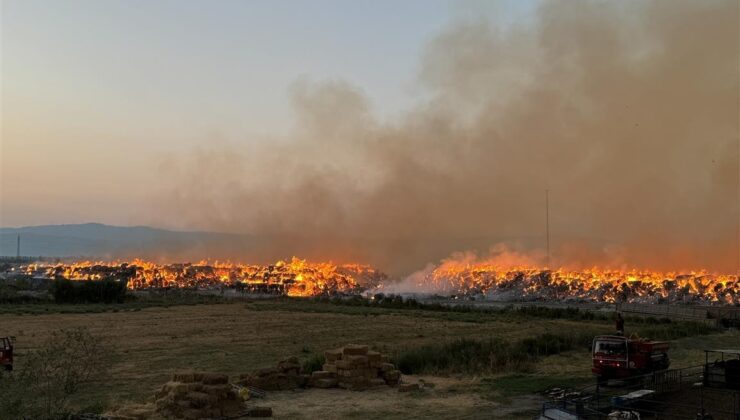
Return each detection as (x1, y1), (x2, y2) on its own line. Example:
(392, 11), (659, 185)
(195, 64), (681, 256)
(405, 263), (740, 305)
(4, 256), (739, 304)
(13, 258), (386, 297)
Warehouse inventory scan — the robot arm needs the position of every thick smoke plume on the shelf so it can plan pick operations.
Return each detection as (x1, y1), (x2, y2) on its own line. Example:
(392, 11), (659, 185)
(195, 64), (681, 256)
(155, 0), (739, 275)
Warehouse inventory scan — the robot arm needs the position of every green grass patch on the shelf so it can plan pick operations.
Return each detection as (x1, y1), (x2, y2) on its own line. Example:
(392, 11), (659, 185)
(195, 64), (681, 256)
(394, 331), (596, 375)
(478, 373), (592, 400)
(0, 292), (229, 315)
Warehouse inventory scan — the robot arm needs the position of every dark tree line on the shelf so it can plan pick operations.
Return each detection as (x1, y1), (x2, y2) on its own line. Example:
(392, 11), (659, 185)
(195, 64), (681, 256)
(52, 278), (128, 303)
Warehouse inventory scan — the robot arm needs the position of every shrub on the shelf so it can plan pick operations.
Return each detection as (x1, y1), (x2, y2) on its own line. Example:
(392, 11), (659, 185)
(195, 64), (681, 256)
(302, 353), (326, 374)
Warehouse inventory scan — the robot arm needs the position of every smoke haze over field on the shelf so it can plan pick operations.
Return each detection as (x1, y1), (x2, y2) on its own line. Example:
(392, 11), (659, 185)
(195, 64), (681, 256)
(154, 1), (737, 273)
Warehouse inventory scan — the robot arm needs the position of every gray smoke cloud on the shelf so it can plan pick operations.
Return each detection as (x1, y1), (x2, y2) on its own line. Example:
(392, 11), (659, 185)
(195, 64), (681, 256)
(153, 0), (739, 275)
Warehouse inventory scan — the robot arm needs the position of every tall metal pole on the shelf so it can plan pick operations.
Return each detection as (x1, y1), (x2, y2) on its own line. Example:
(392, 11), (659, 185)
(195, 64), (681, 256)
(16, 234), (20, 258)
(546, 189), (550, 268)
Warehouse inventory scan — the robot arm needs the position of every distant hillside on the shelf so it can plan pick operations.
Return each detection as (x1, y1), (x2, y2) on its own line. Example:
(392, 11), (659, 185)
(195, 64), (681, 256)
(0, 223), (256, 260)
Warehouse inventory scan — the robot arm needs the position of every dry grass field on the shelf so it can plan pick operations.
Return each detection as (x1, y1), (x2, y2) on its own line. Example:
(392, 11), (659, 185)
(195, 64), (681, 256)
(1, 300), (738, 419)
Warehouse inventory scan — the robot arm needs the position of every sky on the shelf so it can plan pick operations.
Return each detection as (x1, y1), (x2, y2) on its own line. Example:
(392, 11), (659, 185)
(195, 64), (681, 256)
(1, 1), (738, 273)
(0, 0), (535, 227)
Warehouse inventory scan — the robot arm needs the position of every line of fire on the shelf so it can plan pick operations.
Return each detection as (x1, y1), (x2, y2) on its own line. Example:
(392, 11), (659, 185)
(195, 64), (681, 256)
(3, 258), (738, 304)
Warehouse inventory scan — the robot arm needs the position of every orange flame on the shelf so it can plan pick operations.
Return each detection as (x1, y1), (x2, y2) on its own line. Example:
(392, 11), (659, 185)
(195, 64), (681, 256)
(15, 258), (740, 303)
(21, 257), (384, 297)
(410, 261), (739, 304)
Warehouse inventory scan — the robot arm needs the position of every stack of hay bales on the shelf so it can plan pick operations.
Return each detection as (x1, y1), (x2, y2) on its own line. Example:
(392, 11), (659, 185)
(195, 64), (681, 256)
(237, 356), (308, 391)
(154, 372), (243, 419)
(310, 344), (401, 391)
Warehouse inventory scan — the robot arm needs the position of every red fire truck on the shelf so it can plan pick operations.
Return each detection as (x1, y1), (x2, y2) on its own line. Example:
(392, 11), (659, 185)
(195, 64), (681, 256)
(592, 335), (670, 380)
(1, 336), (14, 371)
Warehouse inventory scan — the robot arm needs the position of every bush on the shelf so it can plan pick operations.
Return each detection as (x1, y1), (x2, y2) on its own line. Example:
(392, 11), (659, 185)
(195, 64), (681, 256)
(0, 327), (112, 419)
(302, 353), (326, 374)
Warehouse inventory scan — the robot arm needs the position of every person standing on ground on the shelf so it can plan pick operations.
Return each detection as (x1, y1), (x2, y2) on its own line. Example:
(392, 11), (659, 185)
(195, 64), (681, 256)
(615, 312), (625, 335)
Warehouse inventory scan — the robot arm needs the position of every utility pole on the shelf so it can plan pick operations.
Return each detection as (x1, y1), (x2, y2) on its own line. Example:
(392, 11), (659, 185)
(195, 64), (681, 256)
(16, 234), (20, 258)
(546, 189), (550, 268)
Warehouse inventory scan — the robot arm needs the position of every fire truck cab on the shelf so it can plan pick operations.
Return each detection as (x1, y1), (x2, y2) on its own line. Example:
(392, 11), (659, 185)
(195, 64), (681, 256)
(592, 335), (670, 380)
(0, 336), (14, 371)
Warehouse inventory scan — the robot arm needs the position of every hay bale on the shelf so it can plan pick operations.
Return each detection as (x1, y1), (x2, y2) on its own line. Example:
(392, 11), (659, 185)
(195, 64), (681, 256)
(154, 374), (246, 419)
(277, 357), (301, 374)
(256, 367), (280, 377)
(163, 381), (189, 396)
(378, 362), (395, 372)
(362, 368), (379, 379)
(246, 406), (273, 417)
(310, 370), (335, 380)
(335, 360), (353, 370)
(322, 363), (338, 373)
(383, 369), (401, 385)
(337, 368), (363, 378)
(345, 355), (369, 367)
(398, 383), (420, 392)
(188, 382), (205, 392)
(370, 378), (387, 388)
(343, 344), (369, 356)
(298, 374), (310, 388)
(172, 372), (196, 383)
(185, 391), (212, 408)
(155, 396), (173, 409)
(324, 348), (343, 362)
(202, 373), (229, 385)
(284, 356), (300, 364)
(202, 384), (231, 397)
(366, 351), (381, 364)
(382, 369), (401, 381)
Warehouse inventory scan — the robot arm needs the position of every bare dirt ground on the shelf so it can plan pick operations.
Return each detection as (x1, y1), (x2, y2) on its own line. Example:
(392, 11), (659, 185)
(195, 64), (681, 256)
(1, 301), (738, 418)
